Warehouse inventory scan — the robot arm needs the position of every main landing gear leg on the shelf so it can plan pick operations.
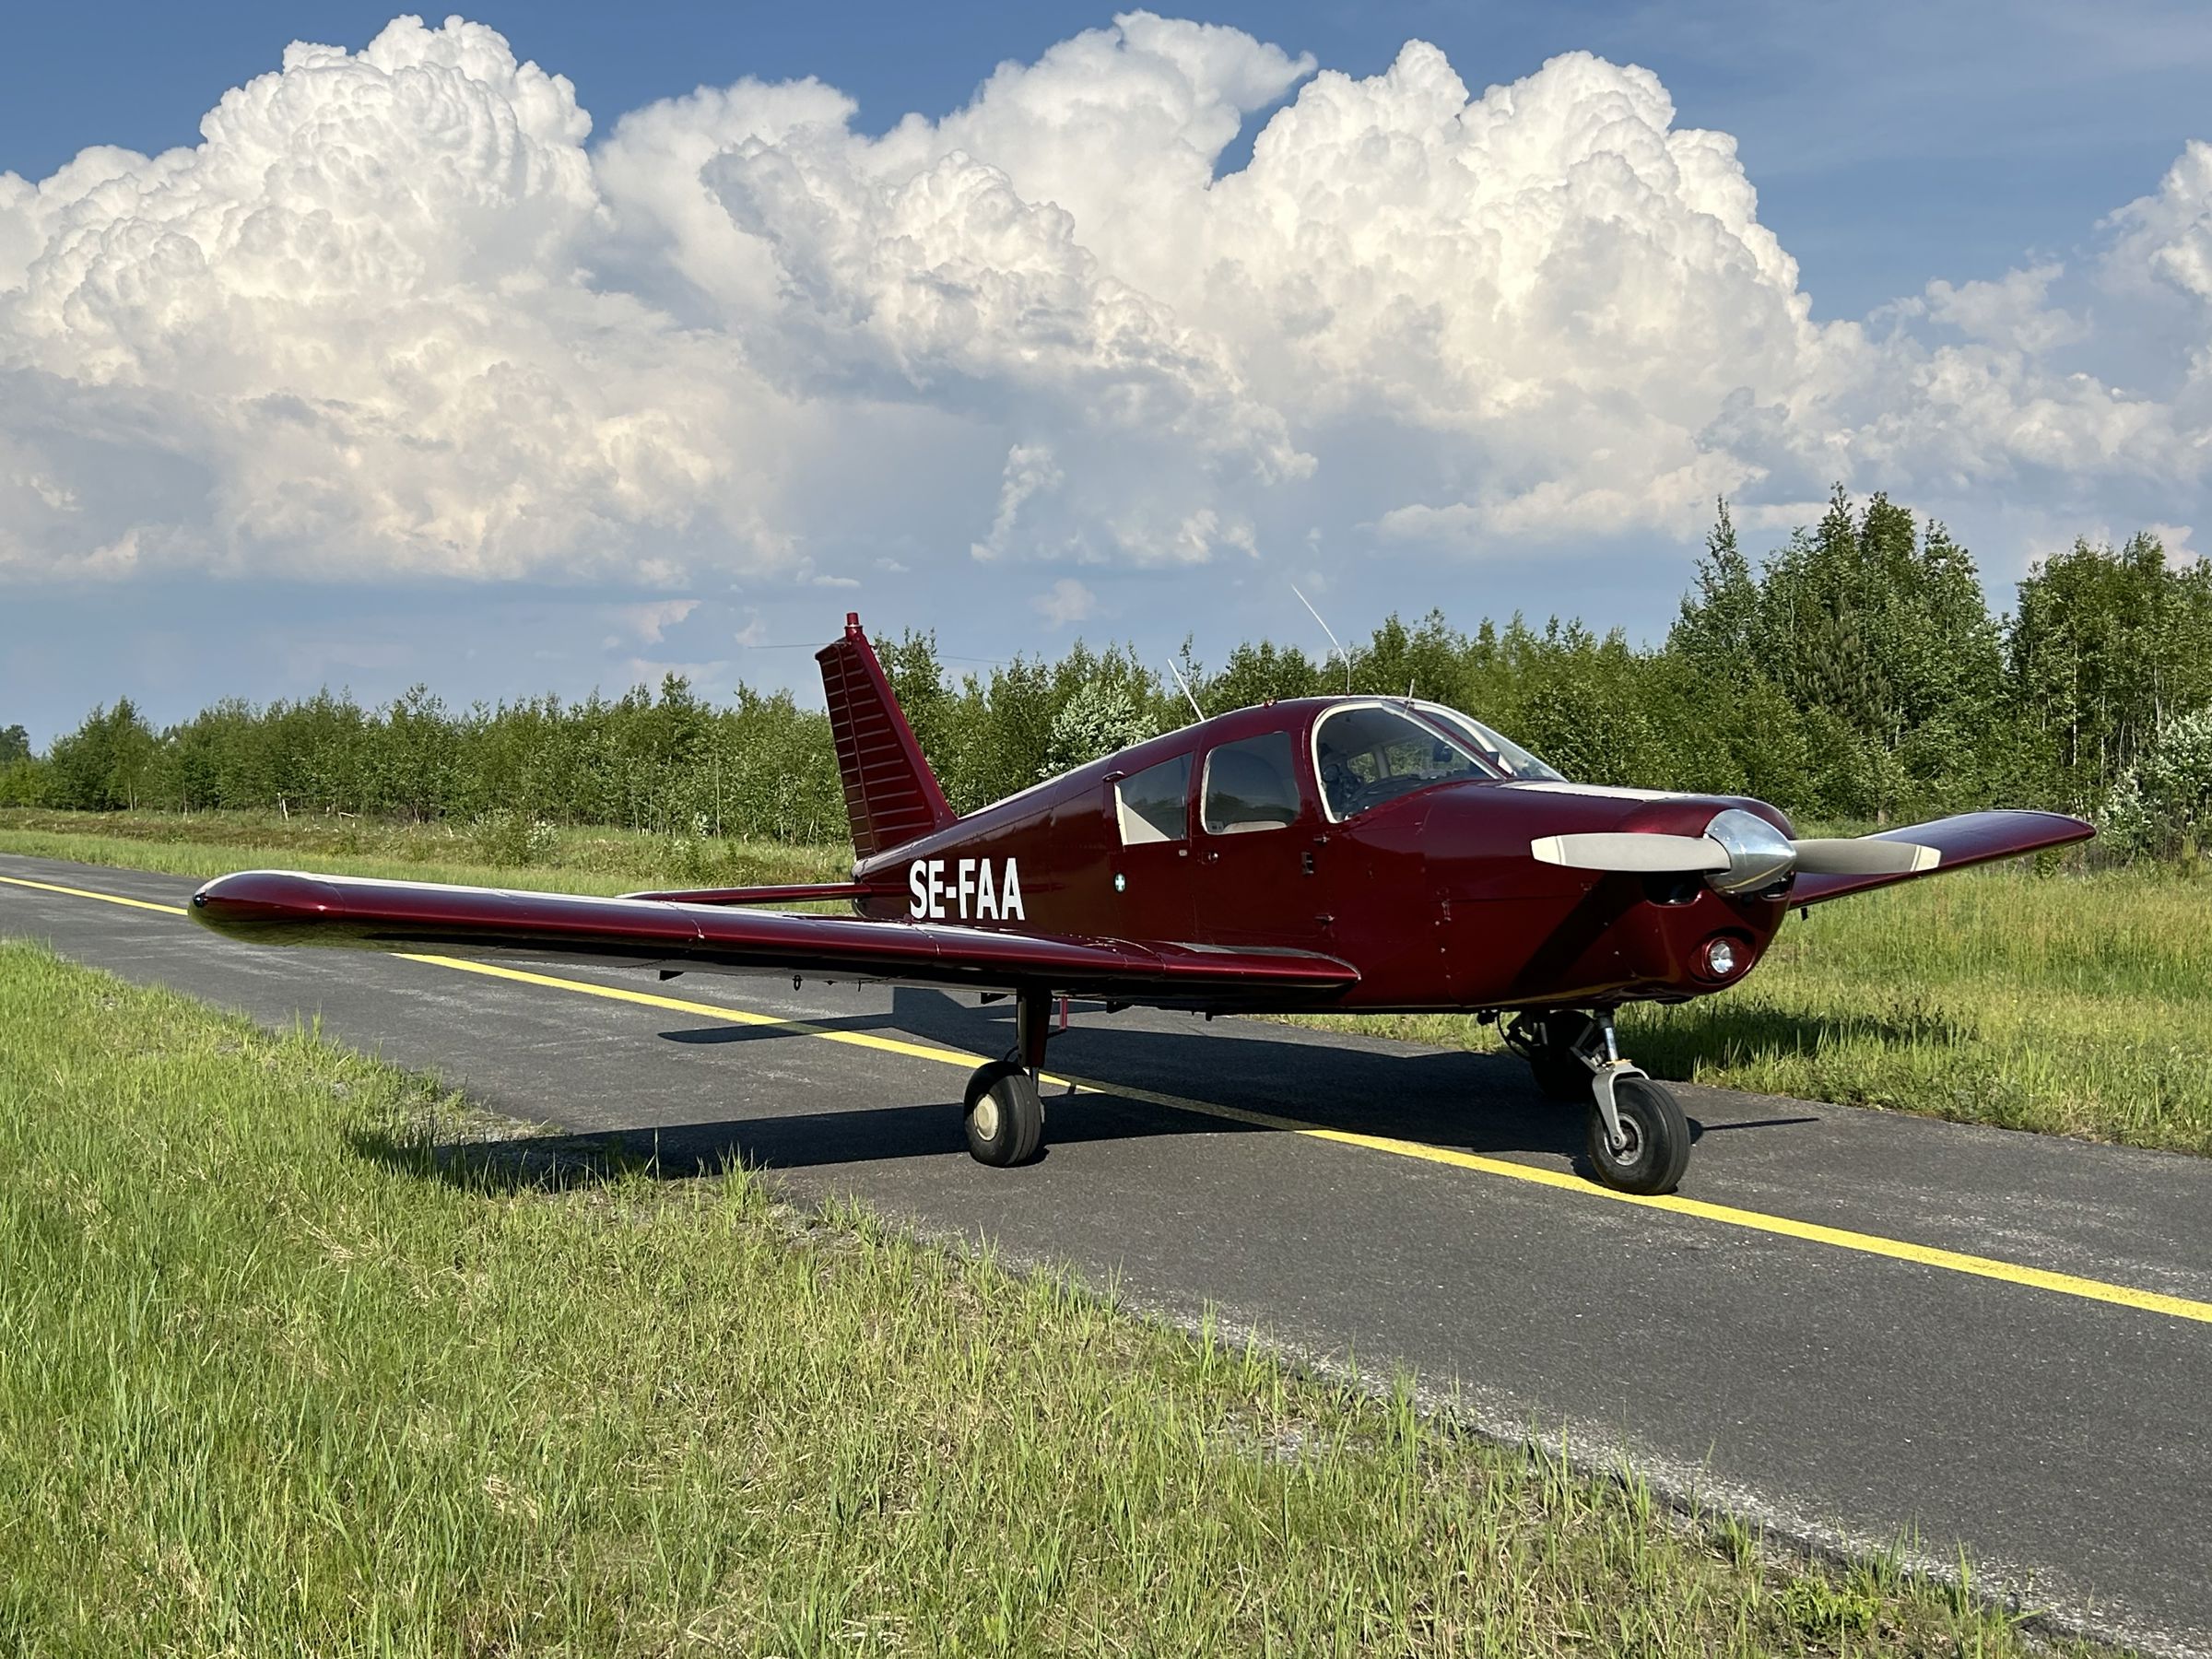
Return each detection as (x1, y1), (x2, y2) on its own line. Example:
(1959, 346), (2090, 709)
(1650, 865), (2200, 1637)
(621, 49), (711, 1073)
(961, 986), (1049, 1167)
(1516, 1009), (1690, 1196)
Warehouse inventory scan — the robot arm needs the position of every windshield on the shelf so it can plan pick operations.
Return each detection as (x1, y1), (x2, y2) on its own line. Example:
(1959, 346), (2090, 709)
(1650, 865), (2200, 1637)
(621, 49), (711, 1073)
(1312, 702), (1492, 820)
(1409, 702), (1562, 782)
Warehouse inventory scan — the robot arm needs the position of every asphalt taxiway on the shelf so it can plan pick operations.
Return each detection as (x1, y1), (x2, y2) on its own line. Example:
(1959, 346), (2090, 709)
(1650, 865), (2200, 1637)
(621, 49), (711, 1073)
(5, 853), (2208, 1653)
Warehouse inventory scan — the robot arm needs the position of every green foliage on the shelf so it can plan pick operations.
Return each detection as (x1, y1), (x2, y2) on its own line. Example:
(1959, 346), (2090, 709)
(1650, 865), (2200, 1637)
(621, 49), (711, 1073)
(0, 757), (43, 808)
(1041, 677), (1150, 778)
(2008, 531), (2212, 805)
(469, 809), (559, 868)
(29, 678), (849, 845)
(1671, 488), (2008, 821)
(0, 724), (28, 767)
(2095, 708), (2212, 863)
(13, 489), (2212, 851)
(43, 699), (159, 810)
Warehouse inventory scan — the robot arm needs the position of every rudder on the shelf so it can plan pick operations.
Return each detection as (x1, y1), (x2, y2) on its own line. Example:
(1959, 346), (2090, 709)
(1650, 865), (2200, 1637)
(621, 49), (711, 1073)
(817, 613), (956, 861)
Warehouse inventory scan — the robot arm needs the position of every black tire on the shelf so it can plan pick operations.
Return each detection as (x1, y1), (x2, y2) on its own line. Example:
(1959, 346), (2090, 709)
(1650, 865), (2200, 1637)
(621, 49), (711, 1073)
(1529, 1047), (1593, 1102)
(1585, 1077), (1690, 1195)
(963, 1062), (1044, 1167)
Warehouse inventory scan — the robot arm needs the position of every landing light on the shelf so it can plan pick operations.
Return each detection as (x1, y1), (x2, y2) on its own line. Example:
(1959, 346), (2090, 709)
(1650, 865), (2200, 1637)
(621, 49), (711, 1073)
(1703, 935), (1740, 978)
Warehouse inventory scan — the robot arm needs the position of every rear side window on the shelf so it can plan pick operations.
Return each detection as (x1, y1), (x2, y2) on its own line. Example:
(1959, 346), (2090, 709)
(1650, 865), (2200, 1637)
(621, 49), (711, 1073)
(1202, 732), (1301, 834)
(1115, 754), (1191, 844)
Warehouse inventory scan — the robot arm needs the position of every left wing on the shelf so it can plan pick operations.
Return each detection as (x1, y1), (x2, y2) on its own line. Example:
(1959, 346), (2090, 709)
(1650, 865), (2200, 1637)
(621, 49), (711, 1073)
(189, 871), (1359, 1004)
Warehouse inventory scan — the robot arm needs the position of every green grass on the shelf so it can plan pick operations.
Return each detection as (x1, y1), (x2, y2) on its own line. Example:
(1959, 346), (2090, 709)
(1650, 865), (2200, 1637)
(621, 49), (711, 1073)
(0, 807), (848, 897)
(0, 941), (2107, 1655)
(8, 809), (2210, 1156)
(1294, 864), (2212, 1156)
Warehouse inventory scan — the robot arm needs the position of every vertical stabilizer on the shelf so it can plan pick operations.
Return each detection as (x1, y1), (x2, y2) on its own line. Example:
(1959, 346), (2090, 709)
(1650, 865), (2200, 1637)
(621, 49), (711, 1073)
(817, 613), (956, 860)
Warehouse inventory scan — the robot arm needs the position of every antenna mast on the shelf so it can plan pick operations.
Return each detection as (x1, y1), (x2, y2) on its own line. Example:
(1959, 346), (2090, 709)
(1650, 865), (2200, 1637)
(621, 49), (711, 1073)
(1292, 584), (1353, 694)
(1165, 655), (1206, 724)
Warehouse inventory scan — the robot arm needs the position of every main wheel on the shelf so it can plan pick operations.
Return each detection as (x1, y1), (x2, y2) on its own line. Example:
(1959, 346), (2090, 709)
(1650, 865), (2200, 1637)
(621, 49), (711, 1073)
(963, 1061), (1044, 1167)
(1585, 1077), (1690, 1195)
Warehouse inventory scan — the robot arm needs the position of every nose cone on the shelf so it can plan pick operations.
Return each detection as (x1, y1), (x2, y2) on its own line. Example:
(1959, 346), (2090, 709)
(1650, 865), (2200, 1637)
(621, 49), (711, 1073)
(189, 871), (348, 945)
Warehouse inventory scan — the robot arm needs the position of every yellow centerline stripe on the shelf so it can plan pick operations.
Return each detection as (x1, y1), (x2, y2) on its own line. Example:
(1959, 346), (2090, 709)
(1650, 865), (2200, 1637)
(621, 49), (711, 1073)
(7, 867), (2211, 1326)
(0, 872), (188, 916)
(402, 953), (2212, 1327)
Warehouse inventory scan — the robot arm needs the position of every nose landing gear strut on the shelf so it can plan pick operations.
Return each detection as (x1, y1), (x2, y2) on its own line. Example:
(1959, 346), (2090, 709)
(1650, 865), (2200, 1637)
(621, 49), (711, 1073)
(1505, 1009), (1690, 1195)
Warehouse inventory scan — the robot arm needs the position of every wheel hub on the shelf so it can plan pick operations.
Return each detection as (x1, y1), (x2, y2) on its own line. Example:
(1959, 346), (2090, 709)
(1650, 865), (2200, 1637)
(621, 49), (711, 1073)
(972, 1091), (1000, 1141)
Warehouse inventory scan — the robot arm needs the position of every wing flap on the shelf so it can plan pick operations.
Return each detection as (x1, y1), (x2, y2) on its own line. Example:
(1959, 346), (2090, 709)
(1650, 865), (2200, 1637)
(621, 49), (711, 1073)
(1790, 810), (2093, 905)
(189, 871), (1359, 1001)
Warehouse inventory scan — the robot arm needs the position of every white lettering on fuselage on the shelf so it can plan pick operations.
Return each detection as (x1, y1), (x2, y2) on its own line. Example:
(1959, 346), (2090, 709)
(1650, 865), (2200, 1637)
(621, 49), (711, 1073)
(909, 856), (1023, 922)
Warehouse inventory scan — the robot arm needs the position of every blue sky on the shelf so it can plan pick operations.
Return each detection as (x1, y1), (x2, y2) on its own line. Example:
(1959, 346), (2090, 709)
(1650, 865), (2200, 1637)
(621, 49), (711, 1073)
(5, 2), (2210, 743)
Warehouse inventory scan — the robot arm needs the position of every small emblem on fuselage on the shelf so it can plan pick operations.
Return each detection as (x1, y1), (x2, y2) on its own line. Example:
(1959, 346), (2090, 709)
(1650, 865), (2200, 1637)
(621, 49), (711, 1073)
(908, 856), (1025, 922)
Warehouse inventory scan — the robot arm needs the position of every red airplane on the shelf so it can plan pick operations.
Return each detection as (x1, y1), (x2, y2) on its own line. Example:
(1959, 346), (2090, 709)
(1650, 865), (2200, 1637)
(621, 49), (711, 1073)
(192, 613), (2092, 1194)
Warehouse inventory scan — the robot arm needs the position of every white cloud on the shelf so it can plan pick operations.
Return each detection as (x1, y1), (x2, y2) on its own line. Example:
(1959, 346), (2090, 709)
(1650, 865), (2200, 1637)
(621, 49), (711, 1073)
(1033, 576), (1098, 626)
(609, 597), (700, 644)
(971, 443), (1065, 561)
(2, 11), (2210, 594)
(1909, 265), (2086, 354)
(2110, 139), (2212, 306)
(0, 17), (797, 585)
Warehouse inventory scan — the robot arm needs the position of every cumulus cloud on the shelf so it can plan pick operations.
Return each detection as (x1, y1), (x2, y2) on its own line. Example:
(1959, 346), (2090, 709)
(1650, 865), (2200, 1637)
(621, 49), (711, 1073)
(1034, 576), (1098, 627)
(3, 10), (2209, 592)
(971, 443), (1065, 561)
(0, 18), (798, 584)
(606, 597), (700, 645)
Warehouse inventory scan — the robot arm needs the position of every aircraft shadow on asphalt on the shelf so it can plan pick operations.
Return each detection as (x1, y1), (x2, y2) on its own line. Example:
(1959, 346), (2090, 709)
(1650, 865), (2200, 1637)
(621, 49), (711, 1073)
(352, 987), (1819, 1195)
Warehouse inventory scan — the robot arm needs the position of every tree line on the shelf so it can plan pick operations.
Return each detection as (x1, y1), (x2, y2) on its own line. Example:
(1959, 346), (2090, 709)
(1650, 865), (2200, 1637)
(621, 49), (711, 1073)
(6, 489), (2211, 861)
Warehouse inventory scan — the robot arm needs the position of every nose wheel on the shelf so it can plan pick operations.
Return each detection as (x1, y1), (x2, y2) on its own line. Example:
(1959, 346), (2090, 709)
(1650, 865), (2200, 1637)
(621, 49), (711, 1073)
(1583, 1073), (1689, 1194)
(1508, 1009), (1690, 1194)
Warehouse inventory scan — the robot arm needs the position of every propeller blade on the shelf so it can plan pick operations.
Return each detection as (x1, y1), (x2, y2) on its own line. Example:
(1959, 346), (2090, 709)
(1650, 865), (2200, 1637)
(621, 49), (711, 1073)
(1530, 833), (1729, 873)
(1788, 837), (1939, 876)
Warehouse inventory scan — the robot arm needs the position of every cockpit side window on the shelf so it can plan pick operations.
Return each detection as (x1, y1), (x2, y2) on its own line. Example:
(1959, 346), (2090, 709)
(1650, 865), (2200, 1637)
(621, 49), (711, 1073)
(1115, 753), (1191, 845)
(1313, 703), (1488, 821)
(1201, 733), (1300, 834)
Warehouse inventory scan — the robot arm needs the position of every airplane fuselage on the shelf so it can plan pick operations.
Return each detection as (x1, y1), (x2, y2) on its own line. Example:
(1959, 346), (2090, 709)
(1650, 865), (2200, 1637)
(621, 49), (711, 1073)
(852, 697), (1791, 1014)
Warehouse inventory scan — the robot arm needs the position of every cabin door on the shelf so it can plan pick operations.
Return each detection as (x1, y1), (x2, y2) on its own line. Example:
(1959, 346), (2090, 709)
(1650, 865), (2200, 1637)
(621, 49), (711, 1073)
(1191, 731), (1327, 948)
